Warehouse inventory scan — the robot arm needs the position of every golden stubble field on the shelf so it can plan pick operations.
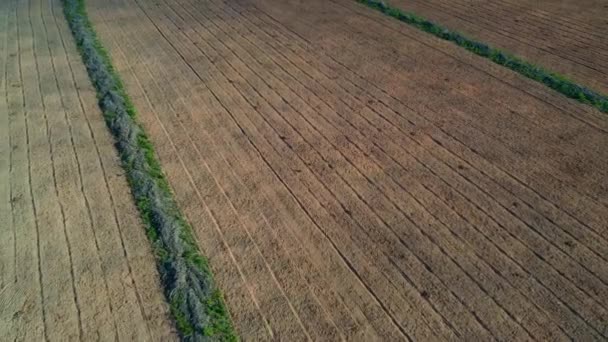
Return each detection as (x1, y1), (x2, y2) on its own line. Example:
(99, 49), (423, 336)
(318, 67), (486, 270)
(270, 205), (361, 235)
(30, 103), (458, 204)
(2, 0), (608, 340)
(87, 0), (608, 340)
(0, 0), (176, 340)
(384, 0), (608, 94)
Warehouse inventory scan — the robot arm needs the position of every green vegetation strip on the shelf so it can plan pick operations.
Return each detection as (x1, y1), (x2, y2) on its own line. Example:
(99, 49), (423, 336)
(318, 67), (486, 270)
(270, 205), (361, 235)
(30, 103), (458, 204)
(61, 0), (237, 340)
(357, 0), (608, 114)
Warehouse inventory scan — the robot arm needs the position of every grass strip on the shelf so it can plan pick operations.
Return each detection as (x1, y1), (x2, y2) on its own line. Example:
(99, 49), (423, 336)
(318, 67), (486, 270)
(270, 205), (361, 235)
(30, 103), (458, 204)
(356, 0), (608, 114)
(61, 0), (237, 340)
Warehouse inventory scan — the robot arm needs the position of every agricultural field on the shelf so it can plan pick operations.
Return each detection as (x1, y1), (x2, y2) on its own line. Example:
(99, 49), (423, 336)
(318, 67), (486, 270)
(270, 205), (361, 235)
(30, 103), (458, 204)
(0, 0), (176, 340)
(86, 0), (608, 340)
(3, 0), (608, 340)
(381, 0), (608, 94)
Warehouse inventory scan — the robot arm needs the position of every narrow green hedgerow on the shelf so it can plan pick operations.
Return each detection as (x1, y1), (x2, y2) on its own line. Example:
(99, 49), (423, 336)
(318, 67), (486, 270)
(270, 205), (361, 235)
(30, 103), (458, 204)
(61, 0), (237, 340)
(357, 0), (608, 114)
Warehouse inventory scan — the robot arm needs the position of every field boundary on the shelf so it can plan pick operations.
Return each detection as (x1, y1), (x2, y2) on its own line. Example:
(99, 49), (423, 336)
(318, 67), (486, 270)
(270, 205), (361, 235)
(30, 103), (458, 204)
(60, 0), (237, 340)
(356, 0), (608, 114)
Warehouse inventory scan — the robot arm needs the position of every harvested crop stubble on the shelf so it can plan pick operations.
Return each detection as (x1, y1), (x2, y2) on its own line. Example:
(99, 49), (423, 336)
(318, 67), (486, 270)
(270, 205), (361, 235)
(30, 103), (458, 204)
(357, 0), (608, 114)
(61, 0), (236, 340)
(0, 0), (176, 339)
(86, 0), (608, 340)
(378, 0), (608, 94)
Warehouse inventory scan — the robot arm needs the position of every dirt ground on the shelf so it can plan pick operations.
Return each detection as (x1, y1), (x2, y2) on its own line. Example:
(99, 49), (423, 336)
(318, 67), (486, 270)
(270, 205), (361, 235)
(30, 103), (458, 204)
(87, 0), (608, 340)
(384, 0), (608, 94)
(0, 0), (177, 340)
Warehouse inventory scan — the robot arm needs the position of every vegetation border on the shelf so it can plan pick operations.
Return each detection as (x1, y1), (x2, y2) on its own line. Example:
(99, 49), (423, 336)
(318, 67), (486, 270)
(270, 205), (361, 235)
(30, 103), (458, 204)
(356, 0), (608, 114)
(61, 0), (237, 340)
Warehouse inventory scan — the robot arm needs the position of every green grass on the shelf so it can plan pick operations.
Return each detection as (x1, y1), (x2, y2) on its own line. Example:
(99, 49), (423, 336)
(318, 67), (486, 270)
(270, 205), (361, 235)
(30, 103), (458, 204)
(61, 0), (238, 340)
(356, 0), (608, 114)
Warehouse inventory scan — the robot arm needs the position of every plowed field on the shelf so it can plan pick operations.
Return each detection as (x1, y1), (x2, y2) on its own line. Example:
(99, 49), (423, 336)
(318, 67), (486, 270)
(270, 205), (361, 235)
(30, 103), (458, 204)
(0, 0), (176, 340)
(87, 0), (608, 340)
(383, 0), (608, 94)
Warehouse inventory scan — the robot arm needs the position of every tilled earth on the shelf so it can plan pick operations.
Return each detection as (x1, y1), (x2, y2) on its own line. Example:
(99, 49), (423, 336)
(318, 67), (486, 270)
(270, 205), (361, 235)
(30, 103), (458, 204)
(384, 0), (608, 94)
(88, 0), (608, 340)
(0, 0), (176, 340)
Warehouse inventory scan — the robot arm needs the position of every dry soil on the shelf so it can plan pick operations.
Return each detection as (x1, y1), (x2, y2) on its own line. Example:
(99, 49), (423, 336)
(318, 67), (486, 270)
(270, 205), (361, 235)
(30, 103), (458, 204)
(384, 0), (608, 94)
(87, 0), (608, 340)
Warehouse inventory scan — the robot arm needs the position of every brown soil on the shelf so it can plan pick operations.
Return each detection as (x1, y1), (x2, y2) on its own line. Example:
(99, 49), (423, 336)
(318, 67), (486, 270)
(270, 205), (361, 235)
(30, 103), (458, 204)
(0, 0), (177, 340)
(383, 0), (608, 94)
(88, 0), (608, 340)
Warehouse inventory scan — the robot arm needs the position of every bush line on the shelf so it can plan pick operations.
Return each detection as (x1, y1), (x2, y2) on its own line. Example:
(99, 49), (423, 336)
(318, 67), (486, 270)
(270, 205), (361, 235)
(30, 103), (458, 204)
(61, 0), (237, 340)
(357, 0), (608, 114)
